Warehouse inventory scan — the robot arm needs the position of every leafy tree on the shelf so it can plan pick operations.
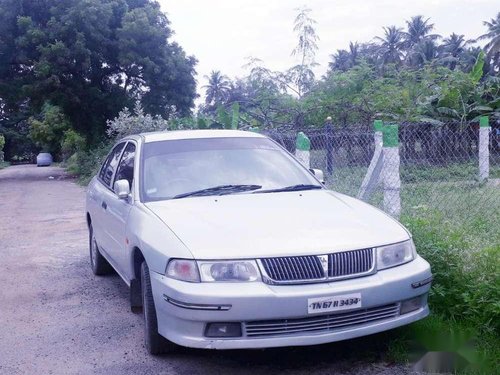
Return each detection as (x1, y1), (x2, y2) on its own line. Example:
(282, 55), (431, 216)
(288, 7), (319, 97)
(29, 103), (70, 156)
(0, 0), (197, 150)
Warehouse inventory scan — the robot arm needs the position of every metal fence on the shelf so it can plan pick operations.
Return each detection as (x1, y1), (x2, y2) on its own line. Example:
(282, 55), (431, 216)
(262, 119), (500, 226)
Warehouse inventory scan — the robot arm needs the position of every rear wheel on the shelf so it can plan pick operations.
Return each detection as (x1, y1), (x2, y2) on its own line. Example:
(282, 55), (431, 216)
(89, 224), (112, 275)
(141, 261), (176, 355)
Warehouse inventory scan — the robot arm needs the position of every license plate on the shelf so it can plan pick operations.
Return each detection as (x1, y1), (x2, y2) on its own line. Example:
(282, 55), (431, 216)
(308, 293), (362, 314)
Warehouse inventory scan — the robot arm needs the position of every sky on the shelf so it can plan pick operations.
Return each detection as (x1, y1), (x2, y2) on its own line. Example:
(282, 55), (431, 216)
(158, 0), (499, 101)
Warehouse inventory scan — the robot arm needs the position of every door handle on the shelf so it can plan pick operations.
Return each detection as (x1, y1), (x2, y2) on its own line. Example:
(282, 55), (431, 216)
(101, 201), (108, 210)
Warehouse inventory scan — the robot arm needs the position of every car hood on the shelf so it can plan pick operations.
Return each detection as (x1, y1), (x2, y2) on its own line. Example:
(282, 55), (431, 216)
(144, 190), (410, 259)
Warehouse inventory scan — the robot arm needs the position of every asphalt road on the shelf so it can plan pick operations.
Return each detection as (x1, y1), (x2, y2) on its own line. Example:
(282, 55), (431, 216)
(0, 165), (419, 375)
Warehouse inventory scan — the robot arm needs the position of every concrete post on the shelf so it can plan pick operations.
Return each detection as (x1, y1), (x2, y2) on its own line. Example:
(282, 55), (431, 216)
(325, 117), (334, 174)
(295, 131), (311, 168)
(479, 116), (490, 182)
(358, 120), (384, 201)
(382, 124), (401, 218)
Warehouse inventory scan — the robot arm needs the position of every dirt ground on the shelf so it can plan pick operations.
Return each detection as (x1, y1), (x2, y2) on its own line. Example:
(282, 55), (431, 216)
(0, 165), (419, 375)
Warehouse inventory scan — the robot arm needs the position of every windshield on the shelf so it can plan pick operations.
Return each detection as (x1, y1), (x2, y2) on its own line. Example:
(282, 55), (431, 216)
(140, 136), (321, 201)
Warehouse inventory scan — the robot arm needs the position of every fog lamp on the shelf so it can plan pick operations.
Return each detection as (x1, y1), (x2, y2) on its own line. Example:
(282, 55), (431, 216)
(400, 295), (423, 315)
(205, 323), (242, 338)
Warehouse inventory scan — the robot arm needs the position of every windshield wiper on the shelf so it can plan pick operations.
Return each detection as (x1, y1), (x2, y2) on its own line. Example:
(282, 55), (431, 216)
(172, 184), (262, 199)
(255, 184), (323, 194)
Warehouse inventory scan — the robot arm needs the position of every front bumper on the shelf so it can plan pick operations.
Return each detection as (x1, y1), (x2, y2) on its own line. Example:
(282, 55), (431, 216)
(150, 255), (432, 349)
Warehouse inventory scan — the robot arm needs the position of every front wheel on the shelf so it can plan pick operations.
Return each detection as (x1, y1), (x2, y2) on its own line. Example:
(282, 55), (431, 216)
(89, 224), (112, 276)
(141, 261), (177, 355)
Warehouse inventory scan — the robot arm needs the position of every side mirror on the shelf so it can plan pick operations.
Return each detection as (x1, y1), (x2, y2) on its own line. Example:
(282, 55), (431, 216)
(310, 168), (325, 184)
(114, 179), (131, 199)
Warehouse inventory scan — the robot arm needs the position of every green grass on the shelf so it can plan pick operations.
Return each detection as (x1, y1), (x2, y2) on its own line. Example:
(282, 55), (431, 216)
(319, 161), (500, 373)
(387, 201), (500, 373)
(0, 161), (10, 170)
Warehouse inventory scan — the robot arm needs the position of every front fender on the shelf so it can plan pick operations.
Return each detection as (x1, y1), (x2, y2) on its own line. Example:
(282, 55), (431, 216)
(126, 203), (194, 277)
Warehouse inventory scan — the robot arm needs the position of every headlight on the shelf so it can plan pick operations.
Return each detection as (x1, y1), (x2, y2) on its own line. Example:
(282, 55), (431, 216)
(166, 259), (200, 282)
(198, 260), (261, 282)
(376, 240), (415, 270)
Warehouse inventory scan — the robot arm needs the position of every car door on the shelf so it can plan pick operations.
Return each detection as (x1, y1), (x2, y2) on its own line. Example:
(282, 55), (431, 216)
(93, 142), (126, 260)
(103, 141), (136, 276)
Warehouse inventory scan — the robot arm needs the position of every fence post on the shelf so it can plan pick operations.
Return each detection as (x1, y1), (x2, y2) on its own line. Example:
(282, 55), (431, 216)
(479, 116), (490, 182)
(382, 124), (401, 218)
(357, 120), (384, 201)
(325, 117), (334, 174)
(295, 131), (311, 169)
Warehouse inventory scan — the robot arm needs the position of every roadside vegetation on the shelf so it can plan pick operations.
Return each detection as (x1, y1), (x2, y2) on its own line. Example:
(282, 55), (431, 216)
(0, 1), (498, 372)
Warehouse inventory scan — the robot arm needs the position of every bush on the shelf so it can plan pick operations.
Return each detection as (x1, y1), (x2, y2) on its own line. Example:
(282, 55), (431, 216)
(61, 129), (86, 161)
(106, 102), (168, 139)
(402, 214), (500, 334)
(0, 134), (5, 163)
(66, 142), (112, 185)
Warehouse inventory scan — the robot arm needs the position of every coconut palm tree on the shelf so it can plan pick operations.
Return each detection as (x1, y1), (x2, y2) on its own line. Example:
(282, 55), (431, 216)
(403, 15), (440, 49)
(375, 26), (406, 65)
(404, 16), (440, 66)
(413, 40), (439, 66)
(203, 71), (231, 107)
(478, 12), (500, 73)
(439, 33), (469, 70)
(329, 50), (352, 72)
(348, 41), (360, 66)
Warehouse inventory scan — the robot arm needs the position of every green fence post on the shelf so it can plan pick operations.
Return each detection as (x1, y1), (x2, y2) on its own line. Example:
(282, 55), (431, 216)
(295, 131), (311, 168)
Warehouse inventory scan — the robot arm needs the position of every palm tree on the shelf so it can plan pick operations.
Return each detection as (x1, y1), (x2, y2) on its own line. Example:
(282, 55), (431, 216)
(348, 41), (360, 66)
(203, 71), (231, 107)
(403, 16), (440, 49)
(328, 42), (361, 73)
(404, 16), (440, 66)
(375, 26), (405, 65)
(478, 12), (500, 73)
(329, 50), (351, 72)
(413, 40), (439, 67)
(440, 33), (468, 70)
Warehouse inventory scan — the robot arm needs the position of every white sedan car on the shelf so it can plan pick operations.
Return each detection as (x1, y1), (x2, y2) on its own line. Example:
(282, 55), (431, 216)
(86, 130), (432, 355)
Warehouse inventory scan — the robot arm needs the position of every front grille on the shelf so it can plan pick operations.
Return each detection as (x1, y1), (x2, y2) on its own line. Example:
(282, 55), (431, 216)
(260, 256), (324, 282)
(259, 248), (374, 284)
(328, 248), (373, 277)
(245, 303), (399, 337)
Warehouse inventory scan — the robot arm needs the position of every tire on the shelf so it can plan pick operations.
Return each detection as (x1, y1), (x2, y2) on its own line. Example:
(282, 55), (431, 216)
(89, 224), (112, 276)
(141, 261), (176, 355)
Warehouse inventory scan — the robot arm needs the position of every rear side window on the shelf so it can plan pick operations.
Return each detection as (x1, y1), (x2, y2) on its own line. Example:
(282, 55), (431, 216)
(99, 142), (125, 187)
(114, 142), (136, 191)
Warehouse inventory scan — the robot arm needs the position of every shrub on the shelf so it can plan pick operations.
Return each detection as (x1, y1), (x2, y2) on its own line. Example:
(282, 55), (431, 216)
(402, 214), (500, 334)
(0, 134), (5, 162)
(106, 102), (168, 139)
(66, 142), (112, 185)
(61, 129), (86, 161)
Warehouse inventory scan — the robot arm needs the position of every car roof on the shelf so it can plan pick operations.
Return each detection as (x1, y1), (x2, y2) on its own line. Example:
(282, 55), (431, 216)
(131, 129), (265, 143)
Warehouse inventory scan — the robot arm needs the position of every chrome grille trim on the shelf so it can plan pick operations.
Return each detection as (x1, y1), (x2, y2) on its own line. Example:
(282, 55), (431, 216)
(259, 256), (324, 282)
(258, 248), (375, 285)
(244, 303), (400, 337)
(328, 248), (374, 278)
